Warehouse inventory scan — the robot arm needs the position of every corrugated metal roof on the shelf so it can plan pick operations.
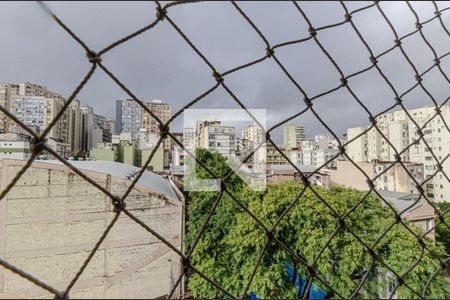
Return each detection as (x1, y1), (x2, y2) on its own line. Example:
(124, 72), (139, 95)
(270, 164), (319, 173)
(377, 190), (421, 213)
(40, 160), (179, 200)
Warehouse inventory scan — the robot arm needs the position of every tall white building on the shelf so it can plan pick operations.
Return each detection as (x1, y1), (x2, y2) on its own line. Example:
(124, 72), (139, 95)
(183, 128), (195, 150)
(241, 123), (265, 163)
(283, 124), (307, 148)
(196, 119), (236, 157)
(346, 105), (450, 202)
(315, 133), (340, 150)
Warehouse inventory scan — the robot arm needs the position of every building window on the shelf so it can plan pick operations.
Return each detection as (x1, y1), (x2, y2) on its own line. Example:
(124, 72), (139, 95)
(426, 220), (433, 231)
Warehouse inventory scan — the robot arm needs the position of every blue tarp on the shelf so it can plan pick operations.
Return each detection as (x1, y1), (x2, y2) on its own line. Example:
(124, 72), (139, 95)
(248, 261), (329, 299)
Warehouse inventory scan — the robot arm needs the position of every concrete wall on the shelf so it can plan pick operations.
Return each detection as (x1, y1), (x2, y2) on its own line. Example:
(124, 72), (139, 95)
(0, 160), (182, 299)
(140, 148), (164, 172)
(90, 147), (116, 162)
(328, 160), (375, 191)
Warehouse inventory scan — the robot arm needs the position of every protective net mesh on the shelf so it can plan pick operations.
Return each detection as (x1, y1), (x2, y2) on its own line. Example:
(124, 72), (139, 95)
(0, 1), (449, 299)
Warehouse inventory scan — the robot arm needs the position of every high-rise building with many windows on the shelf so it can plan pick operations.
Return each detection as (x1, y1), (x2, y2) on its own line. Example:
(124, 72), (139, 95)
(283, 124), (307, 149)
(140, 100), (171, 136)
(115, 99), (142, 136)
(346, 105), (450, 202)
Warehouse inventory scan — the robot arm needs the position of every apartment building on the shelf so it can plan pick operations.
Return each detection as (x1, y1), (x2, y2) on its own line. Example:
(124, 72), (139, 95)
(283, 124), (307, 148)
(0, 83), (65, 133)
(80, 105), (94, 152)
(68, 100), (83, 155)
(302, 148), (339, 168)
(141, 100), (171, 136)
(241, 123), (265, 164)
(196, 119), (236, 157)
(6, 85), (71, 158)
(183, 127), (195, 150)
(346, 105), (450, 202)
(314, 133), (339, 150)
(115, 99), (142, 136)
(105, 119), (115, 136)
(93, 113), (112, 145)
(266, 143), (288, 165)
(0, 133), (31, 160)
(374, 162), (424, 194)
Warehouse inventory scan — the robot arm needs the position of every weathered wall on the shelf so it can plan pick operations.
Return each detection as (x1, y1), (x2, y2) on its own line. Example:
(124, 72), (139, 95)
(0, 160), (182, 299)
(328, 160), (375, 191)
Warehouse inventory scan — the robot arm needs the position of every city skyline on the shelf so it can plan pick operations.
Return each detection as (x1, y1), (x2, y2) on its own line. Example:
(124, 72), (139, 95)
(2, 2), (449, 142)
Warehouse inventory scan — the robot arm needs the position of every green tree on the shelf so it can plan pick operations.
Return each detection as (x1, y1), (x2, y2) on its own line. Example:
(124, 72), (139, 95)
(435, 202), (450, 259)
(185, 151), (449, 298)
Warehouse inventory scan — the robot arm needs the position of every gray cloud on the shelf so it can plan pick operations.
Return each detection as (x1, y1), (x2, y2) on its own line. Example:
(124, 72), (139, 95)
(1, 1), (449, 144)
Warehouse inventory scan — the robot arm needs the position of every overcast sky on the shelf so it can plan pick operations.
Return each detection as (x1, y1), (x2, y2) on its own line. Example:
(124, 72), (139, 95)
(1, 1), (450, 143)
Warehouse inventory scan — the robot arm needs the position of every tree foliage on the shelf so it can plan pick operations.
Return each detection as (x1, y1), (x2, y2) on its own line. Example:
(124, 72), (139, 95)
(435, 201), (450, 256)
(185, 150), (449, 298)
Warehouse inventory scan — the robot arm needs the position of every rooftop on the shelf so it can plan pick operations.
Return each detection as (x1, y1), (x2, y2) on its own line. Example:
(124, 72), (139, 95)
(376, 190), (434, 219)
(269, 164), (319, 174)
(40, 160), (179, 200)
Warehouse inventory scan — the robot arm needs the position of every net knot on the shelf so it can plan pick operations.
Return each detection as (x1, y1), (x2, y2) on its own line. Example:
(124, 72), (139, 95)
(112, 195), (126, 212)
(156, 7), (167, 21)
(31, 137), (47, 154)
(265, 230), (274, 242)
(415, 22), (422, 30)
(300, 175), (310, 187)
(395, 96), (402, 105)
(159, 124), (169, 139)
(308, 27), (317, 37)
(369, 56), (378, 64)
(416, 184), (424, 195)
(435, 106), (441, 114)
(213, 71), (224, 83)
(266, 46), (274, 58)
(345, 13), (352, 22)
(182, 255), (191, 268)
(417, 128), (424, 137)
(304, 97), (313, 108)
(366, 179), (375, 189)
(86, 51), (102, 64)
(307, 265), (316, 276)
(220, 181), (226, 192)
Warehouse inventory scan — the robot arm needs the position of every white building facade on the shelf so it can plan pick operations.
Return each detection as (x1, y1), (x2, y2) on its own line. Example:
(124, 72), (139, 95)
(346, 105), (450, 202)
